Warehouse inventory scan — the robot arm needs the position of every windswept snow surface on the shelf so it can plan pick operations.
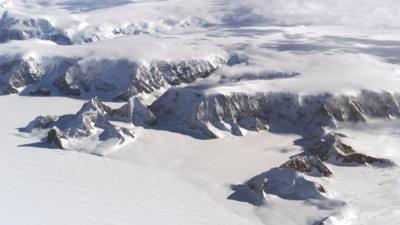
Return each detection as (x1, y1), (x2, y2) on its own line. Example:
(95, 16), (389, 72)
(1, 0), (400, 225)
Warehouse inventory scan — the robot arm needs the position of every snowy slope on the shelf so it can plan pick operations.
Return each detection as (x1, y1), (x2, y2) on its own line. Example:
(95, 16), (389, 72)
(1, 0), (400, 225)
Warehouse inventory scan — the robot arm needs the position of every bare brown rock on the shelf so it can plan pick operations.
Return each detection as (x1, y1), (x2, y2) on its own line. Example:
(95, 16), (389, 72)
(309, 132), (394, 167)
(342, 153), (395, 166)
(280, 155), (333, 177)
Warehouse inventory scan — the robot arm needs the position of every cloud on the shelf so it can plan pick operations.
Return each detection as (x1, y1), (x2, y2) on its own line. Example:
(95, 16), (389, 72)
(223, 0), (400, 28)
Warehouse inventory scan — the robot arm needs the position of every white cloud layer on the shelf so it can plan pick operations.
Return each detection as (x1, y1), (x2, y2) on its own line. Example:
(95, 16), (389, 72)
(224, 0), (400, 28)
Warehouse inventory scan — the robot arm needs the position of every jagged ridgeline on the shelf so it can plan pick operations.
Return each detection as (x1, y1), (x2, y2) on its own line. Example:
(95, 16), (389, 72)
(23, 85), (400, 166)
(151, 87), (398, 164)
(151, 87), (397, 204)
(0, 11), (72, 45)
(150, 88), (400, 140)
(0, 10), (212, 45)
(13, 46), (397, 208)
(0, 55), (224, 100)
(21, 97), (155, 155)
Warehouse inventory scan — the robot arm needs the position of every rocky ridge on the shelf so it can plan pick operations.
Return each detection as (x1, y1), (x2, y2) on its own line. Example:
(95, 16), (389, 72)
(0, 11), (71, 45)
(13, 52), (399, 208)
(0, 55), (224, 100)
(22, 97), (154, 152)
(151, 88), (400, 139)
(0, 56), (44, 94)
(150, 87), (397, 204)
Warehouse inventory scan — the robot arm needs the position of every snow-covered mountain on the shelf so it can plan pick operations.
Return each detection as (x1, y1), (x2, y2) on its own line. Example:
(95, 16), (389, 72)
(1, 1), (400, 225)
(0, 54), (223, 100)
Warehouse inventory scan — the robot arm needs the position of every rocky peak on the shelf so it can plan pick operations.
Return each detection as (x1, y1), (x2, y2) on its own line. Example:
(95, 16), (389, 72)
(280, 155), (333, 177)
(151, 89), (400, 139)
(0, 11), (71, 45)
(114, 57), (223, 101)
(77, 97), (112, 116)
(47, 127), (68, 149)
(111, 97), (156, 126)
(308, 132), (394, 166)
(0, 56), (44, 94)
(22, 97), (140, 153)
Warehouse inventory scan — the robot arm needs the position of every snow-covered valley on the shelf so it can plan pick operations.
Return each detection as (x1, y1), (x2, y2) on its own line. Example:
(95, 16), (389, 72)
(0, 0), (400, 224)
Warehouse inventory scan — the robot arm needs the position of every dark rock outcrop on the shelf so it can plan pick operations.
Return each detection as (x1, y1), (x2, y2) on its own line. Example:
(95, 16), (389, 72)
(114, 58), (222, 101)
(280, 155), (333, 177)
(0, 57), (44, 94)
(308, 132), (394, 166)
(22, 115), (58, 132)
(24, 97), (136, 151)
(111, 97), (156, 126)
(151, 89), (400, 141)
(47, 127), (68, 149)
(0, 55), (223, 99)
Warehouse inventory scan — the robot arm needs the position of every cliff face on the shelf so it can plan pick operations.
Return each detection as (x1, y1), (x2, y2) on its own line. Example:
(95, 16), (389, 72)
(114, 57), (223, 101)
(307, 132), (394, 166)
(0, 56), (44, 94)
(110, 97), (157, 126)
(151, 88), (400, 139)
(0, 56), (224, 100)
(152, 88), (396, 203)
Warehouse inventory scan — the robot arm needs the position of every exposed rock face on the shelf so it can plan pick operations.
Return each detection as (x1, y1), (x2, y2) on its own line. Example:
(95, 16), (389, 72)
(53, 97), (112, 138)
(229, 167), (327, 205)
(47, 127), (68, 149)
(0, 57), (44, 94)
(280, 155), (333, 177)
(0, 56), (223, 100)
(308, 132), (394, 166)
(323, 90), (400, 121)
(111, 97), (156, 126)
(45, 97), (135, 149)
(50, 57), (223, 101)
(0, 12), (71, 45)
(53, 76), (82, 96)
(23, 97), (136, 151)
(153, 88), (396, 172)
(114, 58), (223, 101)
(95, 116), (135, 145)
(151, 88), (272, 138)
(22, 115), (59, 132)
(52, 59), (133, 97)
(309, 132), (355, 162)
(342, 153), (392, 165)
(155, 87), (400, 205)
(151, 89), (400, 138)
(22, 96), (157, 152)
(323, 96), (366, 122)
